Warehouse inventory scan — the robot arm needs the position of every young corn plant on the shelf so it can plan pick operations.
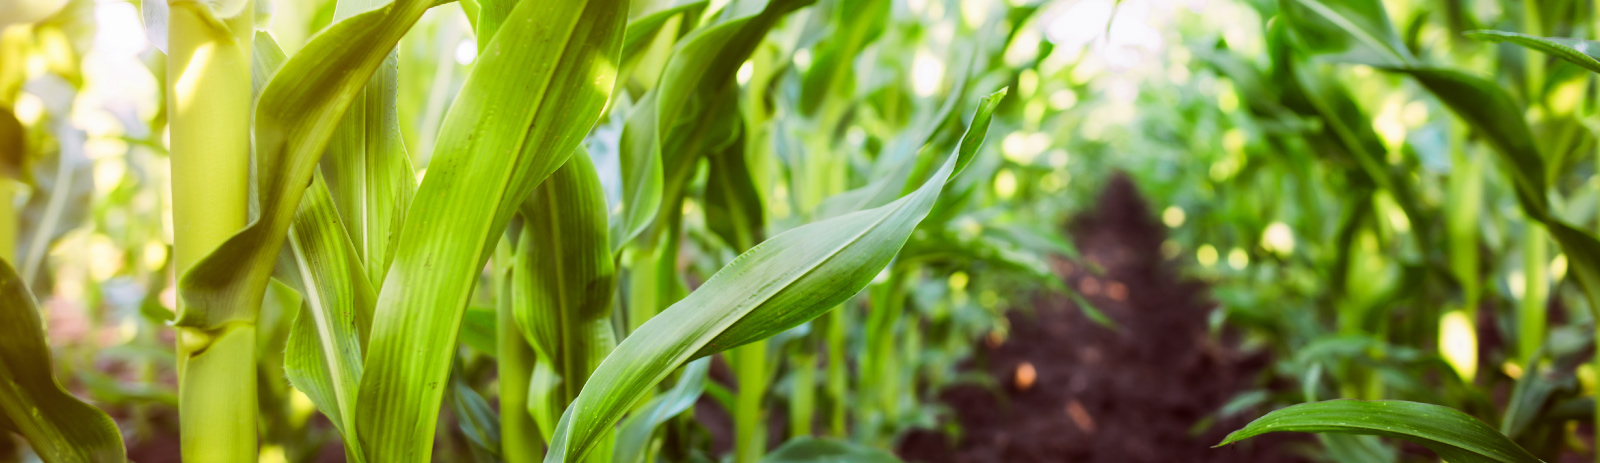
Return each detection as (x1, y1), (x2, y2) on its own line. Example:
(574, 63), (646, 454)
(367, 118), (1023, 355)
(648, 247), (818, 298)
(0, 0), (1009, 462)
(1214, 1), (1600, 462)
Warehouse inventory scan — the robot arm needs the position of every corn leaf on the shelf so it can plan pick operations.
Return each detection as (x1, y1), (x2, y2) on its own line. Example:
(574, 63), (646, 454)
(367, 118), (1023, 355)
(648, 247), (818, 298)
(354, 0), (625, 460)
(611, 358), (710, 463)
(759, 437), (902, 463)
(175, 0), (432, 330)
(0, 258), (125, 463)
(1465, 31), (1600, 75)
(615, 0), (811, 249)
(796, 0), (888, 116)
(319, 0), (415, 286)
(279, 174), (377, 463)
(447, 361), (501, 461)
(514, 148), (618, 447)
(1219, 400), (1544, 463)
(705, 131), (764, 250)
(1392, 69), (1545, 212)
(542, 89), (1006, 463)
(621, 0), (707, 64)
(1279, 0), (1411, 65)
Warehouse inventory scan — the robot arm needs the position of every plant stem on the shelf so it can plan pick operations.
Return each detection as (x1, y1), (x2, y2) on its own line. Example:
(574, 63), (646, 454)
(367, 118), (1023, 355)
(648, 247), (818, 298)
(496, 240), (541, 462)
(825, 307), (847, 437)
(733, 341), (767, 463)
(1520, 223), (1548, 367)
(168, 2), (255, 461)
(789, 346), (815, 439)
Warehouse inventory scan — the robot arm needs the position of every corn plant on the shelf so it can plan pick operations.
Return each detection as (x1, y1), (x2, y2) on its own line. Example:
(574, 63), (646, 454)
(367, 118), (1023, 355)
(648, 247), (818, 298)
(0, 0), (1033, 461)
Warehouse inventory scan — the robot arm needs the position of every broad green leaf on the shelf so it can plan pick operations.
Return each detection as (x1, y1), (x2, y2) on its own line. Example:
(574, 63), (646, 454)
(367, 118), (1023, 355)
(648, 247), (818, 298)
(759, 437), (901, 463)
(1544, 222), (1600, 328)
(447, 361), (501, 462)
(812, 45), (974, 220)
(1280, 0), (1412, 65)
(621, 0), (708, 65)
(280, 174), (377, 463)
(1219, 400), (1543, 463)
(0, 257), (125, 463)
(1465, 31), (1600, 75)
(513, 148), (618, 451)
(542, 89), (1007, 463)
(705, 131), (764, 250)
(617, 0), (812, 248)
(354, 0), (626, 460)
(318, 0), (415, 286)
(612, 91), (664, 253)
(495, 239), (541, 460)
(176, 0), (432, 330)
(1390, 68), (1545, 214)
(611, 358), (710, 463)
(797, 0), (889, 116)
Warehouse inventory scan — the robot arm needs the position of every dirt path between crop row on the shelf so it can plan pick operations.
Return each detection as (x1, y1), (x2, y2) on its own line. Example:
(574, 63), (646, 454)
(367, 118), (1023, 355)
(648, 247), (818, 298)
(897, 174), (1307, 463)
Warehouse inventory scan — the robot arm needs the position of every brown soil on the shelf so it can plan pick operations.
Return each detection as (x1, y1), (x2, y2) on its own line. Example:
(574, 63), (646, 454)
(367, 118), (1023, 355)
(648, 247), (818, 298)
(897, 174), (1307, 463)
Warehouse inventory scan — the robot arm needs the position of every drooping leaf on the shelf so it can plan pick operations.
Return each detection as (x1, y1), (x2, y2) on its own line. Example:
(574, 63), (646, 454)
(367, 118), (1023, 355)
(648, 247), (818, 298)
(1279, 0), (1412, 65)
(0, 257), (126, 463)
(1465, 31), (1600, 75)
(175, 0), (433, 330)
(611, 358), (710, 463)
(1388, 68), (1545, 214)
(542, 89), (1006, 463)
(759, 437), (902, 463)
(280, 174), (377, 462)
(1218, 400), (1544, 463)
(621, 0), (708, 65)
(316, 6), (414, 286)
(447, 361), (502, 462)
(614, 0), (813, 250)
(354, 1), (626, 460)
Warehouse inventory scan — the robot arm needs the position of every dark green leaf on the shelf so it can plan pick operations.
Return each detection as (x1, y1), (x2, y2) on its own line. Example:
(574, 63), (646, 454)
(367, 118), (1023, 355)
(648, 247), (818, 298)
(1219, 400), (1544, 463)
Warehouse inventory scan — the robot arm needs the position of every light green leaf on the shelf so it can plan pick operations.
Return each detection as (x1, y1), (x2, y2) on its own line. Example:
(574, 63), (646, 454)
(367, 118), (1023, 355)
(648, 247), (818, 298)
(1219, 400), (1543, 463)
(316, 4), (414, 286)
(542, 89), (1006, 463)
(621, 0), (708, 65)
(447, 362), (501, 462)
(759, 437), (901, 463)
(616, 0), (812, 249)
(1280, 0), (1412, 65)
(611, 358), (710, 463)
(354, 0), (626, 460)
(176, 0), (432, 330)
(1465, 30), (1600, 75)
(705, 131), (764, 250)
(1389, 68), (1545, 214)
(280, 174), (377, 463)
(513, 147), (618, 450)
(0, 257), (126, 463)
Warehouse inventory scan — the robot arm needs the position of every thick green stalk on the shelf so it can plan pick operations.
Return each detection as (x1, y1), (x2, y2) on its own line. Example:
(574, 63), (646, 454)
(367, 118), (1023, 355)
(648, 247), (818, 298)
(789, 346), (815, 439)
(1523, 0), (1544, 101)
(862, 266), (909, 442)
(732, 342), (767, 463)
(497, 241), (542, 463)
(1520, 223), (1548, 366)
(825, 307), (847, 437)
(168, 2), (256, 461)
